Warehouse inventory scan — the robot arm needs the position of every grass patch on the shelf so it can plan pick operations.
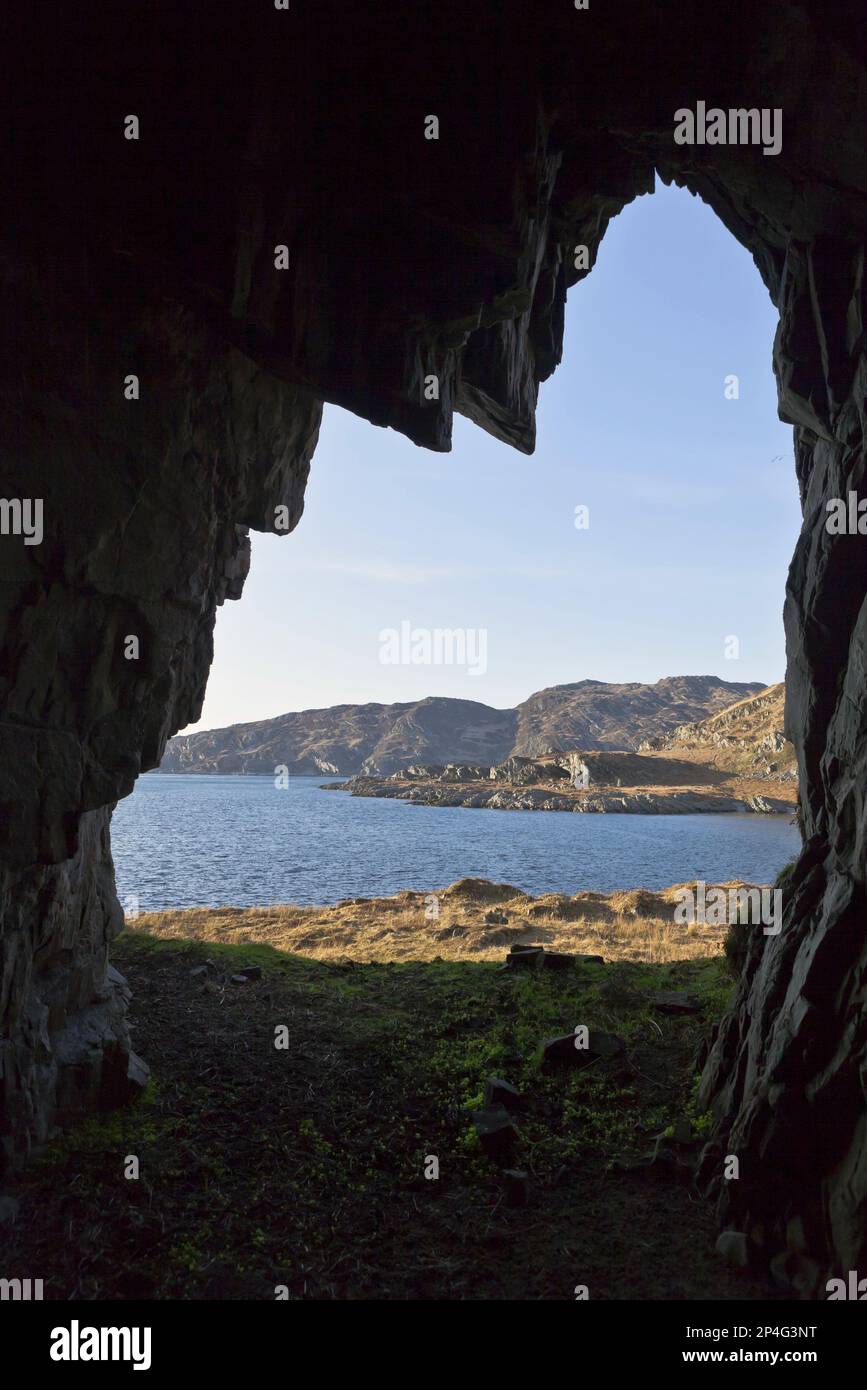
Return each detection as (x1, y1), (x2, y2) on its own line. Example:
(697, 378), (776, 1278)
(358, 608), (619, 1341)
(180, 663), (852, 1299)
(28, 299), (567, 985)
(1, 927), (765, 1301)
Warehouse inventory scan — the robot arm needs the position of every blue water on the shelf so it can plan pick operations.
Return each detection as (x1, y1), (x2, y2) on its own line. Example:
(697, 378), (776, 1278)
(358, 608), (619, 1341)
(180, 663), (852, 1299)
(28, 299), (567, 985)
(109, 774), (802, 911)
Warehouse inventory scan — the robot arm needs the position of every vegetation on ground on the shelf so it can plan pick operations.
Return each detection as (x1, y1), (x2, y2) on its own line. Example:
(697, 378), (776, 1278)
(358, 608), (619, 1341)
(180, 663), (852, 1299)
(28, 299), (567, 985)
(127, 876), (747, 965)
(2, 906), (774, 1300)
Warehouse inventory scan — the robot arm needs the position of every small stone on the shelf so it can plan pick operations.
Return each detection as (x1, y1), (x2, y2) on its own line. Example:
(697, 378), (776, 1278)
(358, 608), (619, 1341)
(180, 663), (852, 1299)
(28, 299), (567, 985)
(484, 1077), (524, 1112)
(472, 1105), (519, 1164)
(716, 1230), (750, 1268)
(484, 910), (509, 925)
(542, 1029), (626, 1068)
(229, 974), (250, 986)
(651, 991), (701, 1016)
(240, 965), (262, 980)
(649, 1141), (679, 1169)
(189, 965), (209, 979)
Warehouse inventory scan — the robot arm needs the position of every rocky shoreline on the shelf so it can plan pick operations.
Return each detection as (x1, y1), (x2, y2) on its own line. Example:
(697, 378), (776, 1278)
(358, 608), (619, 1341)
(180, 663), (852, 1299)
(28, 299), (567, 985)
(321, 776), (793, 815)
(322, 778), (793, 814)
(321, 747), (796, 816)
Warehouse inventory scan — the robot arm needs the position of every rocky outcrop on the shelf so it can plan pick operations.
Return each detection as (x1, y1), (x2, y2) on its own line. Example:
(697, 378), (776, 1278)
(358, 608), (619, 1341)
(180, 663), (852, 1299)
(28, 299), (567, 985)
(161, 677), (760, 776)
(640, 684), (797, 780)
(325, 776), (792, 817)
(489, 756), (570, 785)
(325, 783), (794, 811)
(3, 0), (867, 1291)
(326, 740), (797, 813)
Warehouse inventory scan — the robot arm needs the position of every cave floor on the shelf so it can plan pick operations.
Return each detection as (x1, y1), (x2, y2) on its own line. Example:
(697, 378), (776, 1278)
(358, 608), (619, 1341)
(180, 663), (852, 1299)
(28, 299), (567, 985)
(5, 935), (777, 1300)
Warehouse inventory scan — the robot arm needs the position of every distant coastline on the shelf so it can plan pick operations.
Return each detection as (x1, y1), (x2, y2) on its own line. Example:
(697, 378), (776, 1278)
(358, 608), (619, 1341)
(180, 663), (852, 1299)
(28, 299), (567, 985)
(159, 675), (770, 778)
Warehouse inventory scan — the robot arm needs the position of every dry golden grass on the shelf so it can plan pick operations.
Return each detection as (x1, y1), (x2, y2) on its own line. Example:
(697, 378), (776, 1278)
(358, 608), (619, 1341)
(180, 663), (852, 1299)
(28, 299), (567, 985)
(127, 876), (751, 965)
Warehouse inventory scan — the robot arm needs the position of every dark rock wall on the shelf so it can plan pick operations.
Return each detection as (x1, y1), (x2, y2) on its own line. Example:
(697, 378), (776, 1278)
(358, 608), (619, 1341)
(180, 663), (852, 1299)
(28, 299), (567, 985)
(3, 0), (866, 1283)
(2, 115), (321, 1164)
(698, 237), (867, 1290)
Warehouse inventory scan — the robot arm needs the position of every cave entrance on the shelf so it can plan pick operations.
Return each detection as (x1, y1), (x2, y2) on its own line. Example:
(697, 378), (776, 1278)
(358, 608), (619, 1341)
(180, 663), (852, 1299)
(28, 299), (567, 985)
(9, 0), (866, 1304)
(112, 180), (802, 925)
(81, 176), (816, 1303)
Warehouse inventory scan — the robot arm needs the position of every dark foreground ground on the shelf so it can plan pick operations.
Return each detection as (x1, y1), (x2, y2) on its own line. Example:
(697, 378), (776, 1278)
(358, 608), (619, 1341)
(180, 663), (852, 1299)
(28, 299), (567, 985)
(3, 934), (774, 1300)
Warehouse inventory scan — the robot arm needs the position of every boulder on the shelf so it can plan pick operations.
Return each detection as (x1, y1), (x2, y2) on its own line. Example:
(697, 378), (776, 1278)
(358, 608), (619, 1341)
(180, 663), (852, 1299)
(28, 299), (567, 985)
(651, 991), (701, 1016)
(542, 1030), (626, 1068)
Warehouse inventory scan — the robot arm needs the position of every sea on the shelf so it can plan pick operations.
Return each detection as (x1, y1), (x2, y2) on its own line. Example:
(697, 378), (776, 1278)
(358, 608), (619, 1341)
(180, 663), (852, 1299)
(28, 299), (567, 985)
(111, 773), (801, 912)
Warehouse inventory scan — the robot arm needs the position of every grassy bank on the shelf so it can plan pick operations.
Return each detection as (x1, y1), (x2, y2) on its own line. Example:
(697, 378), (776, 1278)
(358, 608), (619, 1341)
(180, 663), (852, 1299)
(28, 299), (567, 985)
(125, 876), (739, 965)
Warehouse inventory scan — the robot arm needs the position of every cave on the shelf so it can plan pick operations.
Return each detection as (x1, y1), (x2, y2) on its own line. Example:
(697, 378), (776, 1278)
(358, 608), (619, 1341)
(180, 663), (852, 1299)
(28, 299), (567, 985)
(2, 0), (867, 1299)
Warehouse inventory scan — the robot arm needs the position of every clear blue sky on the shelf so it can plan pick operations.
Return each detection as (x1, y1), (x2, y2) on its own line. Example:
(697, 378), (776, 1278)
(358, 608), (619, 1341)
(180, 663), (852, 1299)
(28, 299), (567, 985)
(190, 179), (801, 732)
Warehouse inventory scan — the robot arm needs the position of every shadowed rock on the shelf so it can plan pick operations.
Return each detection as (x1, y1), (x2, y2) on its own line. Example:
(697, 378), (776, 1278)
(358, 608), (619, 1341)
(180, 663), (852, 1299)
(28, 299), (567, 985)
(542, 1030), (626, 1069)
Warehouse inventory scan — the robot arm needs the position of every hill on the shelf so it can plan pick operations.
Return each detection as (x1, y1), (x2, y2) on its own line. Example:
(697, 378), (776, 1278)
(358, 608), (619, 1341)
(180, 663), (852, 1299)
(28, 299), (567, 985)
(160, 676), (766, 776)
(638, 683), (795, 779)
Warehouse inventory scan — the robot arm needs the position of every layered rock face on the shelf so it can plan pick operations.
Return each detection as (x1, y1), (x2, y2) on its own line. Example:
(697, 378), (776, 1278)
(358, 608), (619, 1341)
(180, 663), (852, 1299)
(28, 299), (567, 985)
(640, 683), (797, 779)
(3, 0), (867, 1287)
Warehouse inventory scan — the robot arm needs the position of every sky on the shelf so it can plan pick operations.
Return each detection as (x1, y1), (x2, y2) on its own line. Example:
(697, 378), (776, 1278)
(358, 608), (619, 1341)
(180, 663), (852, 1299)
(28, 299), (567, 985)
(189, 178), (801, 733)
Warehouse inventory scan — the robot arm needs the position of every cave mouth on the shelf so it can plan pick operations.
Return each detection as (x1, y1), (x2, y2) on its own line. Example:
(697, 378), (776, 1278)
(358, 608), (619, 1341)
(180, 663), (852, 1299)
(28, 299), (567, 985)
(112, 178), (802, 925)
(3, 0), (867, 1309)
(22, 182), (805, 1301)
